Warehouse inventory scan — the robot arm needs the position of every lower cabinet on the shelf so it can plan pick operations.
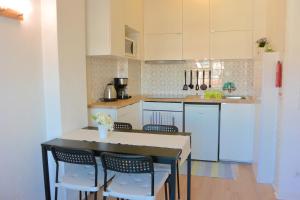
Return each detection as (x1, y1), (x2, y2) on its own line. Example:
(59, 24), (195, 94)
(117, 102), (141, 129)
(219, 103), (255, 163)
(184, 104), (220, 161)
(88, 102), (141, 129)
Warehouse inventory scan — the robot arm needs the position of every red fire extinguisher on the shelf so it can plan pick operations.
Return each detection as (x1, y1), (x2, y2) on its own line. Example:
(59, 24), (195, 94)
(276, 61), (282, 88)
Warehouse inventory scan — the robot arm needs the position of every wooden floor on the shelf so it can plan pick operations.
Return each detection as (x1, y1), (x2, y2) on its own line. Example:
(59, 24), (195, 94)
(155, 164), (276, 200)
(90, 164), (275, 200)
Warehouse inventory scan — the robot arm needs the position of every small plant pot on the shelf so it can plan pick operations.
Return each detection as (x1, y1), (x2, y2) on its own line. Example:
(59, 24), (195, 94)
(98, 125), (108, 139)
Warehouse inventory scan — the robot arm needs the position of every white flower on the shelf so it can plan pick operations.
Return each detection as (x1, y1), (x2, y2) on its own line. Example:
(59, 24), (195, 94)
(92, 112), (114, 131)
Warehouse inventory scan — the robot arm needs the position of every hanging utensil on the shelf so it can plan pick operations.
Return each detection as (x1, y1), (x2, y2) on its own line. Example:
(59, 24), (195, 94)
(183, 70), (188, 90)
(200, 70), (208, 90)
(209, 70), (212, 88)
(189, 70), (194, 89)
(196, 70), (200, 90)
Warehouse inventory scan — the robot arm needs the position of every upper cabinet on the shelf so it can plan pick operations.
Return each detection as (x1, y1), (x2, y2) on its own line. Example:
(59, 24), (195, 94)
(86, 0), (125, 57)
(144, 0), (183, 60)
(144, 0), (182, 34)
(210, 0), (253, 59)
(210, 0), (253, 31)
(125, 0), (144, 32)
(86, 0), (143, 59)
(210, 31), (253, 60)
(183, 0), (210, 60)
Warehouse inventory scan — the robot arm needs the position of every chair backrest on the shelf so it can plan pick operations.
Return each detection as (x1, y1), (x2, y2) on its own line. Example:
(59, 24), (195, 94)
(51, 146), (98, 186)
(101, 152), (153, 173)
(51, 146), (96, 165)
(114, 122), (133, 131)
(143, 124), (179, 133)
(101, 152), (155, 195)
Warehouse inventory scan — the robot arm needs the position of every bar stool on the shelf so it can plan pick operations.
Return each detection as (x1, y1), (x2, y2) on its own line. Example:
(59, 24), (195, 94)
(101, 152), (170, 200)
(143, 124), (181, 200)
(51, 146), (114, 200)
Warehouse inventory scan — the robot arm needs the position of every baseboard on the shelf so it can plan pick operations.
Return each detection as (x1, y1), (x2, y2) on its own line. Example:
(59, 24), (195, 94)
(272, 188), (300, 200)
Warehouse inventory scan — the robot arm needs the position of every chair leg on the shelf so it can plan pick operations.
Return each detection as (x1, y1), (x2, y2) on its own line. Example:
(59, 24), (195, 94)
(79, 191), (82, 200)
(164, 182), (168, 200)
(85, 191), (88, 200)
(177, 162), (180, 200)
(55, 188), (58, 200)
(94, 192), (97, 200)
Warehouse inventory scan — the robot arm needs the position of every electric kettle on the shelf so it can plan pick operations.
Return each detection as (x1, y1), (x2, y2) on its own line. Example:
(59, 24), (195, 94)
(103, 83), (117, 101)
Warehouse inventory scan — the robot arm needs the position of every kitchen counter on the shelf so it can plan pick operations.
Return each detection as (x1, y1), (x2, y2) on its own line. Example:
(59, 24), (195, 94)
(88, 95), (256, 109)
(183, 95), (256, 104)
(88, 96), (143, 109)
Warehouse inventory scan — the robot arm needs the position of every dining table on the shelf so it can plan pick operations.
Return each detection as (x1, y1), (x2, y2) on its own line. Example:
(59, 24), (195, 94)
(41, 127), (192, 200)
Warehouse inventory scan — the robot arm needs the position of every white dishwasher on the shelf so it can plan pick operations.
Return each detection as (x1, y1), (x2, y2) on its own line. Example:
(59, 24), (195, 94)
(184, 104), (220, 161)
(143, 102), (183, 132)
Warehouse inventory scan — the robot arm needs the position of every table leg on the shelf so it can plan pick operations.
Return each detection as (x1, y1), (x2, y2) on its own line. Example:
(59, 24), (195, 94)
(187, 153), (191, 200)
(42, 146), (51, 200)
(170, 160), (177, 200)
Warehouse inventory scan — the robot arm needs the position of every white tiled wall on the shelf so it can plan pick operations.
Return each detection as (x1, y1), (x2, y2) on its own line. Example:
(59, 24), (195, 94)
(86, 56), (142, 103)
(141, 60), (254, 97)
(87, 57), (254, 103)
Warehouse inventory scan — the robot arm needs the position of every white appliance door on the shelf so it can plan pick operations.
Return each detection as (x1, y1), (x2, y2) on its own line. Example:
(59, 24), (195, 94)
(143, 110), (183, 131)
(185, 104), (219, 161)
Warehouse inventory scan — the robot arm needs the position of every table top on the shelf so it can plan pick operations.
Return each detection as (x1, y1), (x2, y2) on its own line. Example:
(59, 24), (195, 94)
(42, 128), (191, 163)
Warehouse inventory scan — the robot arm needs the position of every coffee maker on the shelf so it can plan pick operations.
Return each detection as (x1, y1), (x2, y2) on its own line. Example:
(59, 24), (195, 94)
(114, 78), (131, 99)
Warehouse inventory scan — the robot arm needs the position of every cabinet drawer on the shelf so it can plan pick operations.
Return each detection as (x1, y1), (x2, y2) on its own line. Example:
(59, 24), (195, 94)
(143, 102), (183, 111)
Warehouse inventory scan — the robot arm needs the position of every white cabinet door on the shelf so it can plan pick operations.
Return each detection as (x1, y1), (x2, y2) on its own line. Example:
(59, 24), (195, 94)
(143, 110), (183, 132)
(185, 104), (219, 161)
(86, 0), (125, 56)
(210, 0), (253, 31)
(144, 0), (182, 34)
(117, 102), (141, 129)
(220, 103), (255, 163)
(125, 0), (143, 32)
(144, 34), (182, 60)
(183, 0), (210, 60)
(210, 31), (253, 59)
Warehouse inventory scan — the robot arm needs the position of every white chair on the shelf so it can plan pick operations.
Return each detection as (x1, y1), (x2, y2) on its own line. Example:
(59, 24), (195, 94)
(101, 152), (170, 200)
(51, 146), (114, 200)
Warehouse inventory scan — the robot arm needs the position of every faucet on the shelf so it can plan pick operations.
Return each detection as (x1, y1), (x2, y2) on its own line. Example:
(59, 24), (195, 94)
(223, 82), (236, 93)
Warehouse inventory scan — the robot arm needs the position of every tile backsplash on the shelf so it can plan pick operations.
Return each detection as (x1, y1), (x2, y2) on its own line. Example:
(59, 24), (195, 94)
(86, 56), (142, 103)
(87, 57), (254, 103)
(141, 60), (254, 97)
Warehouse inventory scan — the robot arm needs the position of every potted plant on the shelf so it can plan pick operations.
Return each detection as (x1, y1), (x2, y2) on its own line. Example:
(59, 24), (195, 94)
(256, 37), (269, 48)
(92, 113), (114, 139)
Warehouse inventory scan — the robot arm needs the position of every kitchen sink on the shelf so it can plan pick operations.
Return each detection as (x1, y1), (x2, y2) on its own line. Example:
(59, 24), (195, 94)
(224, 96), (246, 100)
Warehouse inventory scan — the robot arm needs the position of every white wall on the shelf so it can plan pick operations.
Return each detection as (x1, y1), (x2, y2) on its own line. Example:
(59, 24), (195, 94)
(275, 0), (300, 199)
(41, 0), (88, 199)
(0, 0), (46, 199)
(57, 0), (88, 133)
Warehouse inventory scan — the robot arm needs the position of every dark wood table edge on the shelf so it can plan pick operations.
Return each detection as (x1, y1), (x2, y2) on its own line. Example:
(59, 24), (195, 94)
(83, 126), (192, 136)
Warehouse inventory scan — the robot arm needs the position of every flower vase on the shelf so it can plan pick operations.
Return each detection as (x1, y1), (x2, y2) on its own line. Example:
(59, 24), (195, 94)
(98, 124), (108, 139)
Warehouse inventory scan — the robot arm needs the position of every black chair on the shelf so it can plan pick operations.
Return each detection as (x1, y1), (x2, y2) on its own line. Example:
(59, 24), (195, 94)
(101, 152), (170, 200)
(51, 146), (105, 200)
(113, 122), (133, 131)
(143, 124), (181, 200)
(143, 124), (179, 133)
